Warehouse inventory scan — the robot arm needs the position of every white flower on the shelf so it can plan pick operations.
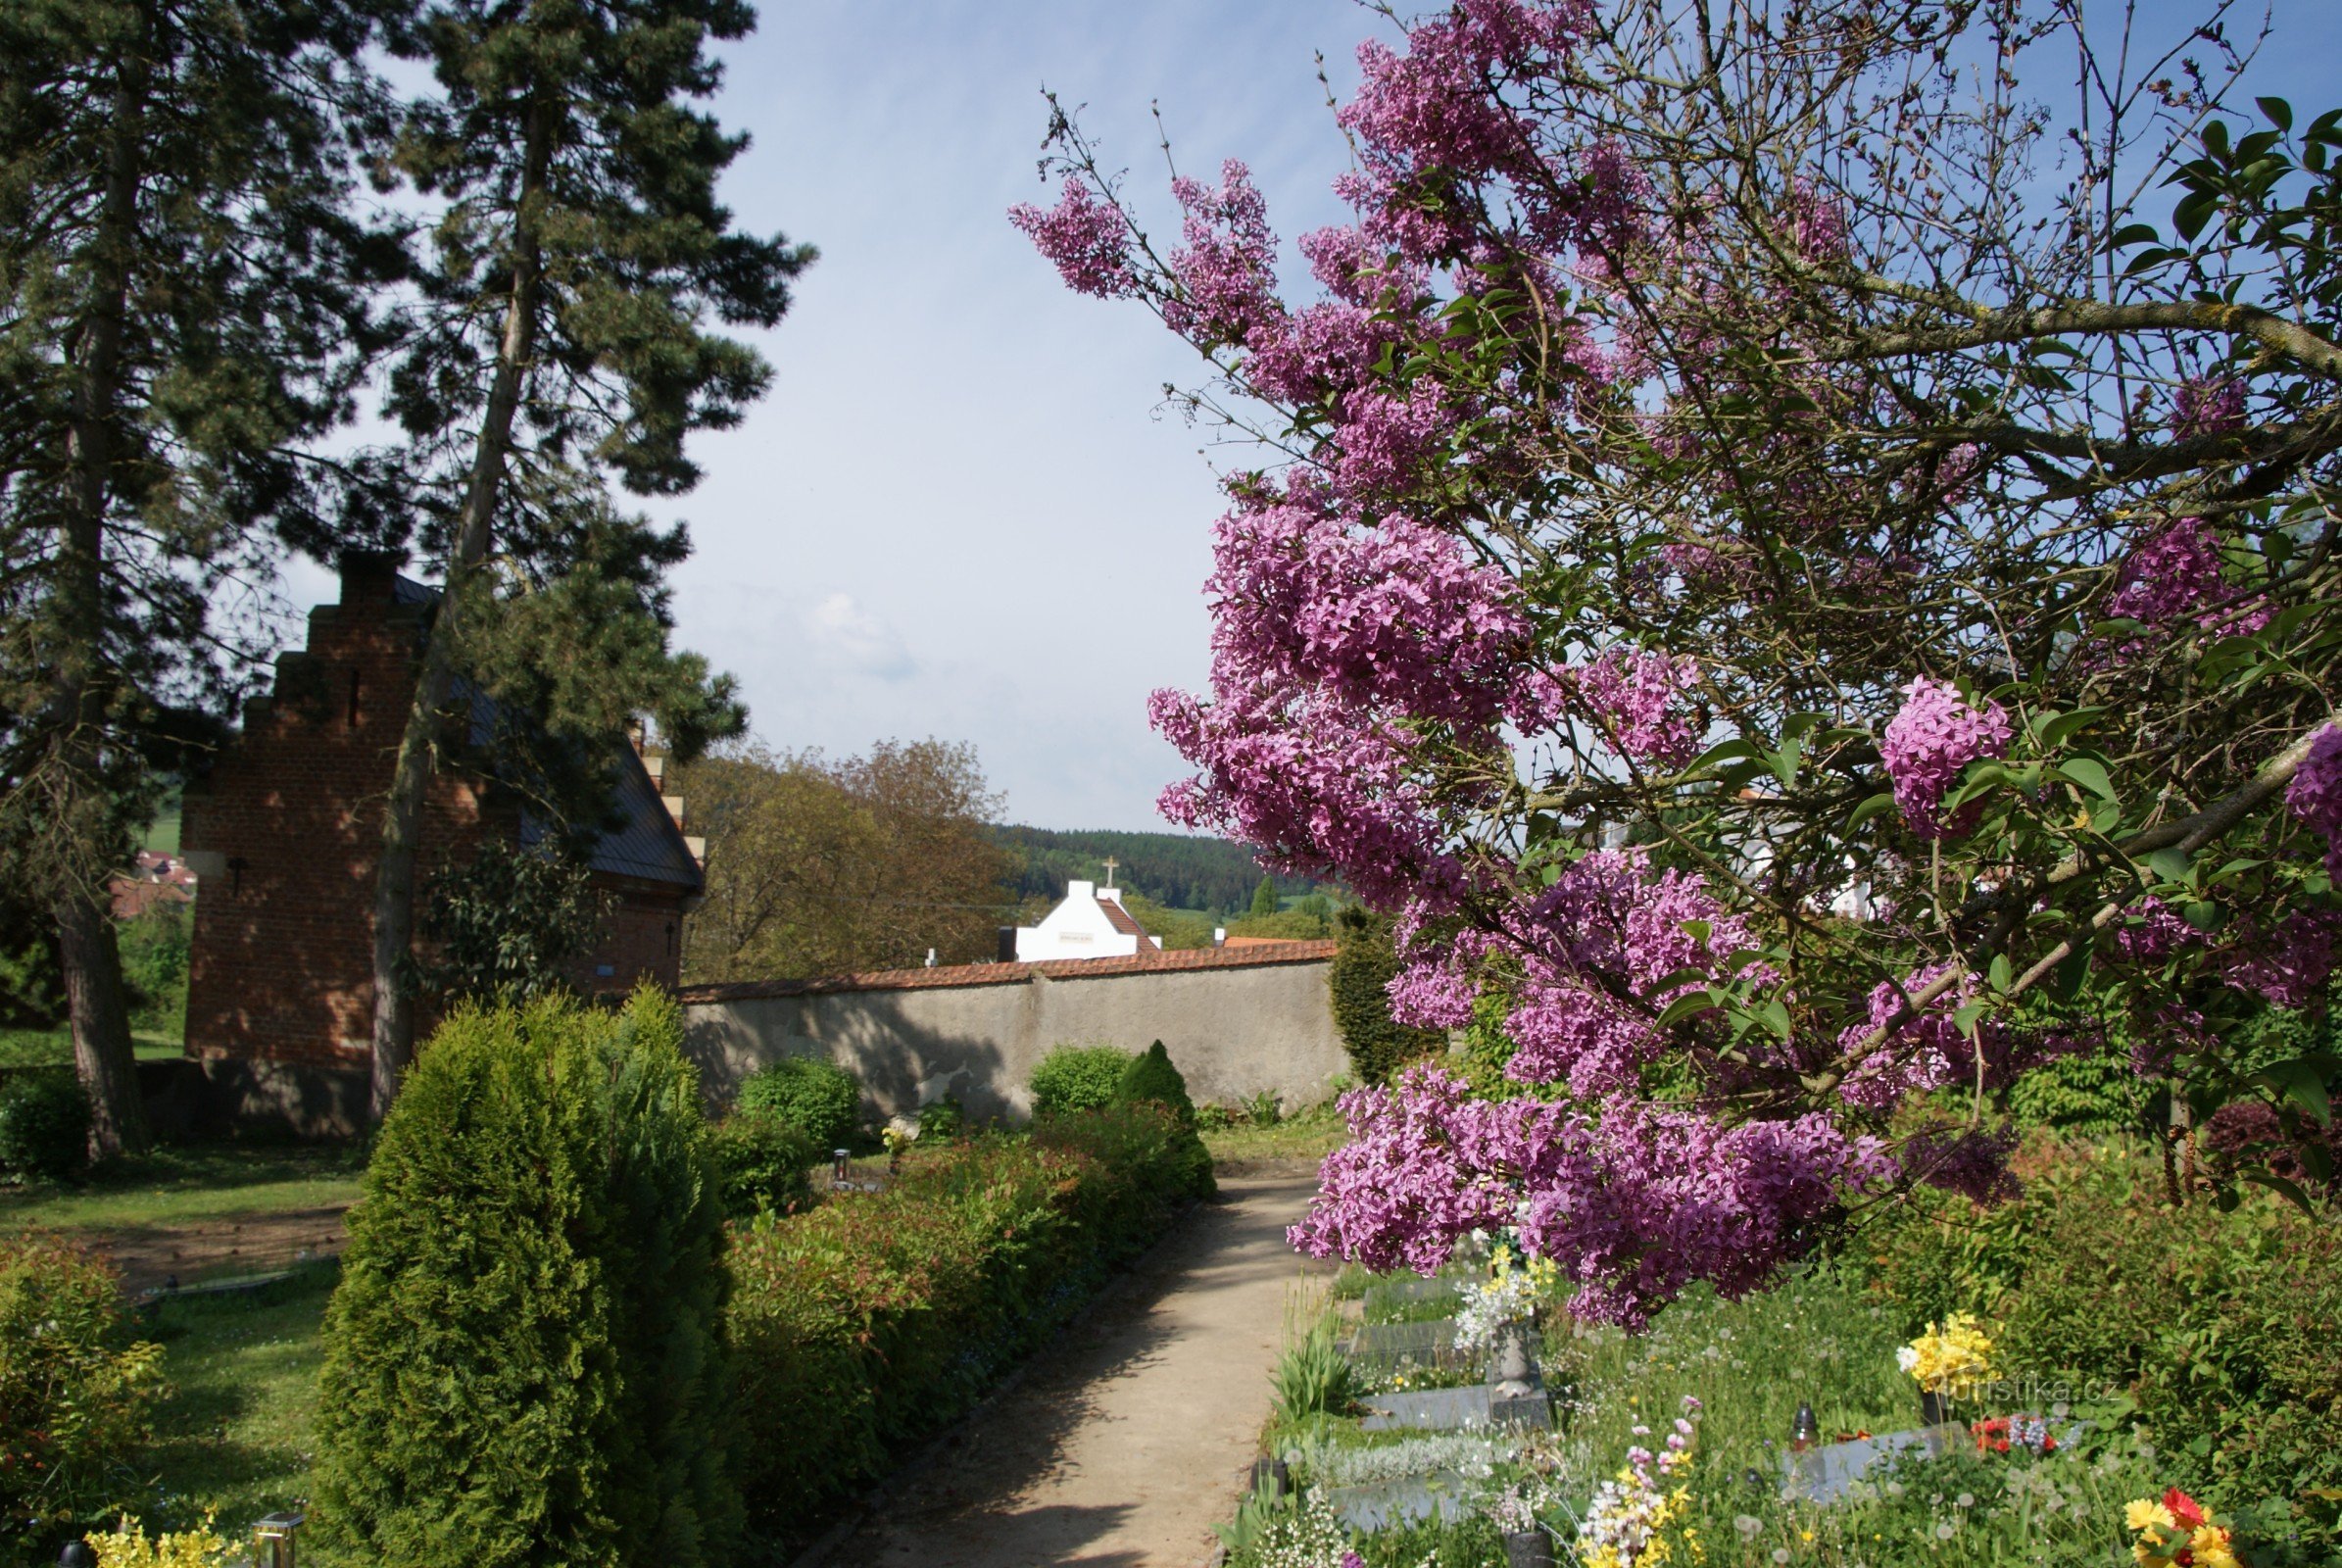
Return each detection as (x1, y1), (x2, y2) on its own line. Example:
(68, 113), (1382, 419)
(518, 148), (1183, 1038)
(1895, 1345), (1921, 1374)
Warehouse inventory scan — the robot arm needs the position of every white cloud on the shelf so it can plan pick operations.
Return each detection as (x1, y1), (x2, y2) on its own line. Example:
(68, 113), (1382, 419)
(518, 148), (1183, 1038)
(805, 591), (917, 681)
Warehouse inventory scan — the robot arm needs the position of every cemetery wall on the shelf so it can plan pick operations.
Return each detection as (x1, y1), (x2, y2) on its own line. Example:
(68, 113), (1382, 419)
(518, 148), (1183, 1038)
(677, 941), (1347, 1123)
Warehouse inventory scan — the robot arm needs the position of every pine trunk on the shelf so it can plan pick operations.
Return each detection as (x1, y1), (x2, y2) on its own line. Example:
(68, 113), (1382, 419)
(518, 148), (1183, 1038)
(49, 27), (153, 1157)
(366, 100), (555, 1120)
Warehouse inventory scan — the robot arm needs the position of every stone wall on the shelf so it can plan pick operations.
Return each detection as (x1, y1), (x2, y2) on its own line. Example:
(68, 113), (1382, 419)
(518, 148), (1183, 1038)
(678, 941), (1348, 1124)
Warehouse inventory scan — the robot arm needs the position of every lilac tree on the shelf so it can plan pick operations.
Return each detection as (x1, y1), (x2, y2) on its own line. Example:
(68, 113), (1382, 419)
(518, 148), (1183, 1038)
(1015, 0), (2342, 1324)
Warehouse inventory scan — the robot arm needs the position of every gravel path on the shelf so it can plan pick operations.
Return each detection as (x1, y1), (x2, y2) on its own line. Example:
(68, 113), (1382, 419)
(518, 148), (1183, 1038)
(815, 1164), (1328, 1568)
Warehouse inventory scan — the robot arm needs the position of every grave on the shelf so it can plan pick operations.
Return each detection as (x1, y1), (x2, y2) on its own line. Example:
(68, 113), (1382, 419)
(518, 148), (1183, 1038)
(1342, 1318), (1471, 1371)
(1359, 1384), (1552, 1432)
(1780, 1424), (1966, 1502)
(1325, 1471), (1475, 1531)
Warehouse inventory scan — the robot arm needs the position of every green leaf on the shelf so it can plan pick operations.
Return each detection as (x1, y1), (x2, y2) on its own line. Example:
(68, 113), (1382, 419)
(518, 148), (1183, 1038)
(2108, 221), (2161, 249)
(1848, 793), (1898, 832)
(1768, 739), (1802, 790)
(1758, 997), (1792, 1041)
(2240, 1170), (2318, 1218)
(2053, 758), (2117, 801)
(1987, 955), (2013, 994)
(2257, 95), (2293, 131)
(2145, 847), (2192, 883)
(1657, 990), (1722, 1029)
(1690, 737), (1763, 773)
(2251, 1055), (2336, 1126)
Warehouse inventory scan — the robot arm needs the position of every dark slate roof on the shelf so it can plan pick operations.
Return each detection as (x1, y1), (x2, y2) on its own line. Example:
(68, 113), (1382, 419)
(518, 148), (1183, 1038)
(400, 574), (701, 893)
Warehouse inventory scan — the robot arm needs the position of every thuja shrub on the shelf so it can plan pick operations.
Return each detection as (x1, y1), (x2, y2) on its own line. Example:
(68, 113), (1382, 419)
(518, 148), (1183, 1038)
(1327, 908), (1444, 1086)
(0, 1236), (166, 1555)
(1117, 1039), (1195, 1122)
(735, 1055), (862, 1150)
(315, 988), (738, 1568)
(727, 1104), (1204, 1524)
(1028, 1043), (1133, 1117)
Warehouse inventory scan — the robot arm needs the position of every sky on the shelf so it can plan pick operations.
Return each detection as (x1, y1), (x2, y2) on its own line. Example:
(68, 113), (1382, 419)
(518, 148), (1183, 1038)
(270, 0), (2342, 834)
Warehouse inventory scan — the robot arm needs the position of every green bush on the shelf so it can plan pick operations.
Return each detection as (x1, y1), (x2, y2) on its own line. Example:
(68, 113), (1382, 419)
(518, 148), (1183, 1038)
(1117, 1039), (1195, 1123)
(735, 1055), (862, 1151)
(0, 1236), (165, 1557)
(1328, 908), (1444, 1085)
(117, 904), (190, 1034)
(1028, 1044), (1133, 1117)
(710, 1109), (817, 1220)
(316, 988), (737, 1568)
(1860, 1143), (2342, 1547)
(0, 1071), (89, 1180)
(726, 1102), (1206, 1526)
(916, 1094), (964, 1141)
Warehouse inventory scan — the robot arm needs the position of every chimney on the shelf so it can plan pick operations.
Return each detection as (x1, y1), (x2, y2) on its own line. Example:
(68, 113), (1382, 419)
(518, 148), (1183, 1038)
(997, 926), (1017, 963)
(1066, 879), (1095, 902)
(337, 550), (403, 606)
(1213, 926), (1227, 949)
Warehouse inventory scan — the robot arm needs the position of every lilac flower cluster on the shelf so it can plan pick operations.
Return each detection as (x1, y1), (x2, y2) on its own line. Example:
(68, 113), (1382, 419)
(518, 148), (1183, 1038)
(2221, 910), (2342, 1009)
(1289, 1064), (1893, 1328)
(2285, 723), (2342, 878)
(2171, 375), (2246, 438)
(1566, 648), (1703, 767)
(1165, 160), (1281, 347)
(1006, 181), (1134, 298)
(1878, 677), (2014, 839)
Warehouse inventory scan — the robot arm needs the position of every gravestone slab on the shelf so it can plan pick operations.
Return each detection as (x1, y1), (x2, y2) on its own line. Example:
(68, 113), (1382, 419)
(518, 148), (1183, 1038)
(1326, 1472), (1473, 1531)
(1343, 1319), (1472, 1371)
(1367, 1276), (1461, 1308)
(1360, 1385), (1491, 1432)
(1780, 1424), (1966, 1502)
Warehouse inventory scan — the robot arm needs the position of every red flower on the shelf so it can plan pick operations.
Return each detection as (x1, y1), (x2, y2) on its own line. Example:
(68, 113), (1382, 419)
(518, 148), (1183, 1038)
(2165, 1488), (2207, 1530)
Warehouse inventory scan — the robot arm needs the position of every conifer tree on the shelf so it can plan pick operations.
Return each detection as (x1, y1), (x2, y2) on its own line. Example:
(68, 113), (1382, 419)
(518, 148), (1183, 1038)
(363, 0), (809, 1117)
(0, 0), (397, 1152)
(1248, 874), (1279, 920)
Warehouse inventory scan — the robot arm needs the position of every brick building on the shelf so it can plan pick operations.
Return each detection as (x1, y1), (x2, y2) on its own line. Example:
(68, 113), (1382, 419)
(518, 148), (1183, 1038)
(179, 554), (706, 1079)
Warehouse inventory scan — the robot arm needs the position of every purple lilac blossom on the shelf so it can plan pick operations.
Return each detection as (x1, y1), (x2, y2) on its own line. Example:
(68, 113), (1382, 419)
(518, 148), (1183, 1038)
(1878, 677), (2014, 839)
(1006, 181), (1134, 297)
(2284, 723), (2342, 878)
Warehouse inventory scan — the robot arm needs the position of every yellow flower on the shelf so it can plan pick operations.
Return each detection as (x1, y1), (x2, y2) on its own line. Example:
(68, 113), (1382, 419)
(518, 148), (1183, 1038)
(2191, 1526), (2239, 1568)
(2127, 1499), (2178, 1533)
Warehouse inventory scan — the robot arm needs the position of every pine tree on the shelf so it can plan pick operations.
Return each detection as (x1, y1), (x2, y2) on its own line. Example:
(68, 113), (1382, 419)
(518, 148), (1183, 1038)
(362, 0), (809, 1115)
(1248, 874), (1279, 919)
(0, 0), (398, 1152)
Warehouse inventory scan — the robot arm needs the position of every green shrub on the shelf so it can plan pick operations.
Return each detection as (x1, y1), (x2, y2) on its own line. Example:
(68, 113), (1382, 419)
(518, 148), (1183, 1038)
(916, 1094), (964, 1141)
(0, 1236), (166, 1556)
(0, 1071), (89, 1179)
(1328, 907), (1444, 1085)
(316, 988), (737, 1568)
(1117, 1039), (1195, 1123)
(1028, 1044), (1133, 1117)
(117, 904), (190, 1034)
(735, 1055), (862, 1150)
(727, 1104), (1205, 1526)
(710, 1109), (817, 1219)
(1859, 1143), (2342, 1546)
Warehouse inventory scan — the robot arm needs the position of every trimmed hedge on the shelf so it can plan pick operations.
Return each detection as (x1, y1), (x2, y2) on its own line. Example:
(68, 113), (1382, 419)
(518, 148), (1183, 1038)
(725, 1101), (1212, 1525)
(1028, 1044), (1133, 1117)
(736, 1055), (862, 1151)
(316, 988), (737, 1568)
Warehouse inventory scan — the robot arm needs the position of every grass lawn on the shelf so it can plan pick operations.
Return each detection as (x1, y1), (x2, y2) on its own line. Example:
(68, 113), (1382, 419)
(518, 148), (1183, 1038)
(1202, 1100), (1346, 1166)
(0, 1025), (185, 1070)
(135, 1261), (342, 1557)
(0, 1144), (366, 1233)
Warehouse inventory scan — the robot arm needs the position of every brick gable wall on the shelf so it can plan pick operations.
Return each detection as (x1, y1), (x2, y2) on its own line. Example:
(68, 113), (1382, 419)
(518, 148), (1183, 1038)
(181, 556), (691, 1069)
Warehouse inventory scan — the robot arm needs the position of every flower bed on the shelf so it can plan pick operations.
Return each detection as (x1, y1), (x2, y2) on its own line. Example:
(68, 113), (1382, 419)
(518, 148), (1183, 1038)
(724, 1101), (1211, 1527)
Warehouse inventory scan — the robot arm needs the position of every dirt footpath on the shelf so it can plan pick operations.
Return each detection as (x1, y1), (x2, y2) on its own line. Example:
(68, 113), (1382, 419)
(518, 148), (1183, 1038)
(92, 1203), (353, 1295)
(817, 1165), (1329, 1568)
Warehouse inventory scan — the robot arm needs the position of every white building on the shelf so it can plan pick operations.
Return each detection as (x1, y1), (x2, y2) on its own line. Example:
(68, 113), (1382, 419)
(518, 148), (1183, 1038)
(1014, 878), (1161, 962)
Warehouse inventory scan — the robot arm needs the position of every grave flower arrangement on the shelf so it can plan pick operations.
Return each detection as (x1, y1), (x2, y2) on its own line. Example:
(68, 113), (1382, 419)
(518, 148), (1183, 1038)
(1971, 1414), (2057, 1456)
(1576, 1395), (1704, 1568)
(1895, 1312), (1997, 1399)
(2127, 1488), (2242, 1568)
(1452, 1241), (1559, 1352)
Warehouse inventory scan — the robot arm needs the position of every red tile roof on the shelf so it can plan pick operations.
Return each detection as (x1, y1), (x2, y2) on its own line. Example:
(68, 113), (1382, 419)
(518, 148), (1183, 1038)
(677, 939), (1337, 1005)
(1096, 893), (1159, 947)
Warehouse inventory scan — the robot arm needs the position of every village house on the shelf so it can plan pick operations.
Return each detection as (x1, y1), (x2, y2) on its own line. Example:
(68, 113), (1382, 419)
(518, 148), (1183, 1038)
(177, 554), (706, 1086)
(1011, 870), (1161, 961)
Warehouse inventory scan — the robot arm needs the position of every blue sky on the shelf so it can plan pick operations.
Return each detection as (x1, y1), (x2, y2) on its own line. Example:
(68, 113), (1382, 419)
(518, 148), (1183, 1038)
(275, 1), (2340, 833)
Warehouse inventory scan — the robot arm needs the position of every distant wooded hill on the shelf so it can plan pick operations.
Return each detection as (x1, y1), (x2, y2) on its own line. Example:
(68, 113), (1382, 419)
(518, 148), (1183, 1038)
(988, 826), (1330, 914)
